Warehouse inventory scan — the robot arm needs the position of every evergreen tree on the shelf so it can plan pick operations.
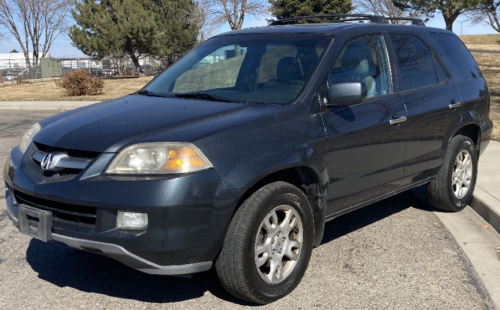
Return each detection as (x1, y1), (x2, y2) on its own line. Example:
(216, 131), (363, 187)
(69, 0), (201, 72)
(269, 0), (353, 22)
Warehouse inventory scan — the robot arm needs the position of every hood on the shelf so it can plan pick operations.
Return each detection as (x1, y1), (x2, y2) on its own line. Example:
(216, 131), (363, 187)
(34, 95), (256, 153)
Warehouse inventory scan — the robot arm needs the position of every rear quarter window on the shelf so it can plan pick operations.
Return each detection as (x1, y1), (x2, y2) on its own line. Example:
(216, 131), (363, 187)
(429, 33), (481, 80)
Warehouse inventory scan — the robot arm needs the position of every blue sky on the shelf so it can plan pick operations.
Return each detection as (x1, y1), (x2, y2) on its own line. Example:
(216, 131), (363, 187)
(0, 13), (497, 58)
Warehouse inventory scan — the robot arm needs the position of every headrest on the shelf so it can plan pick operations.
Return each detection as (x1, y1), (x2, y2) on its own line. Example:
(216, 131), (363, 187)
(277, 57), (298, 83)
(354, 59), (369, 76)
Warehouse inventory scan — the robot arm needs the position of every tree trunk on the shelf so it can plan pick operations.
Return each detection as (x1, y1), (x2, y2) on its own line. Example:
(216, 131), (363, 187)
(445, 18), (453, 31)
(31, 54), (40, 79)
(131, 54), (143, 73)
(443, 11), (460, 32)
(116, 58), (123, 76)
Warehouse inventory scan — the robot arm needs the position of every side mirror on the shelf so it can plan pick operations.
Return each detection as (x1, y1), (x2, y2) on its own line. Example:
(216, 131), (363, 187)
(328, 81), (367, 107)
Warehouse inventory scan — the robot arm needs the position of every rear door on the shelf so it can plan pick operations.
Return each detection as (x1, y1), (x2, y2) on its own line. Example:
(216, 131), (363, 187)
(387, 33), (462, 186)
(428, 32), (490, 147)
(322, 34), (407, 215)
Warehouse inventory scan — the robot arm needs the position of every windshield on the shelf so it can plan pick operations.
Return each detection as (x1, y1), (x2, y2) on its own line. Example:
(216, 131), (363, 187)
(143, 34), (331, 105)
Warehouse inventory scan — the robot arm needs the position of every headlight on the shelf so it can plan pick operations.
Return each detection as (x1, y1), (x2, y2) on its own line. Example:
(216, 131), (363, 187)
(106, 142), (213, 175)
(19, 123), (42, 154)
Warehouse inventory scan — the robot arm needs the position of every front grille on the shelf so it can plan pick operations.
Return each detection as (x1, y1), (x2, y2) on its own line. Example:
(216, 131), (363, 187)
(35, 142), (100, 160)
(39, 169), (83, 182)
(31, 143), (100, 182)
(14, 190), (97, 226)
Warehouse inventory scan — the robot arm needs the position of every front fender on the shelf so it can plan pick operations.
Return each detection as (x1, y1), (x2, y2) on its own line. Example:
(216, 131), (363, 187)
(194, 104), (329, 192)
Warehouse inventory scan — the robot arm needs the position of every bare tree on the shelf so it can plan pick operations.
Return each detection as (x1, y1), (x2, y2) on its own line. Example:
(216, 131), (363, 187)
(193, 1), (218, 40)
(467, 0), (500, 32)
(354, 0), (422, 24)
(0, 0), (71, 77)
(199, 0), (268, 31)
(0, 14), (6, 42)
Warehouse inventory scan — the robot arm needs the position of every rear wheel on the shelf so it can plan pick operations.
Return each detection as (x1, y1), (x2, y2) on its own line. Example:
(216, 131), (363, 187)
(428, 135), (478, 212)
(215, 181), (314, 304)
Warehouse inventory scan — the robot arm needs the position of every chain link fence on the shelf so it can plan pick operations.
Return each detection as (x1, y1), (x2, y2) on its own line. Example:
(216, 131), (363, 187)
(0, 55), (166, 84)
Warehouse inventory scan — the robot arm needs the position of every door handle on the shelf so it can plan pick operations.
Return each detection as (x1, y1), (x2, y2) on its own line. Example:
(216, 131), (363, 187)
(449, 101), (462, 109)
(389, 116), (407, 125)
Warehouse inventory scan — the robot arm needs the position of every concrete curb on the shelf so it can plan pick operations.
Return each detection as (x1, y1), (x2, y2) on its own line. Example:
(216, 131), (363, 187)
(470, 187), (500, 233)
(0, 101), (98, 109)
(433, 206), (500, 309)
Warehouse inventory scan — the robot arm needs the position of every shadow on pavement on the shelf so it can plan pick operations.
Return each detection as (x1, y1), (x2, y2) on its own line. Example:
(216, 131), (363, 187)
(25, 237), (255, 305)
(25, 186), (436, 305)
(321, 186), (435, 245)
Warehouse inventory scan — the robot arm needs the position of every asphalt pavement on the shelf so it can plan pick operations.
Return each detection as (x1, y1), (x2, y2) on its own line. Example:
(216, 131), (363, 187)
(0, 109), (495, 309)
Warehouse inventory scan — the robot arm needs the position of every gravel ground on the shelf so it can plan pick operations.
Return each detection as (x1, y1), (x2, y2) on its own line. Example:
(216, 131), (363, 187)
(0, 109), (494, 310)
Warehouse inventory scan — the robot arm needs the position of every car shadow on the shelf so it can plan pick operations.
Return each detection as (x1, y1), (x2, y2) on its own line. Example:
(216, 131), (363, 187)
(25, 186), (436, 305)
(321, 185), (436, 245)
(26, 237), (255, 305)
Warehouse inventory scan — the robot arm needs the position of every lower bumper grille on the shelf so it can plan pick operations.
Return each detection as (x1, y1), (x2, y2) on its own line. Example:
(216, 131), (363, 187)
(14, 191), (97, 226)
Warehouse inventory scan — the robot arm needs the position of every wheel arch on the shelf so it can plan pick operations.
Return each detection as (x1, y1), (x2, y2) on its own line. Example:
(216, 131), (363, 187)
(449, 123), (481, 156)
(234, 166), (328, 247)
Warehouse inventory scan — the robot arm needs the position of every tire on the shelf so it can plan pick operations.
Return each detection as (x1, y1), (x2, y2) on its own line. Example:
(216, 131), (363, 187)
(428, 135), (478, 212)
(215, 181), (314, 304)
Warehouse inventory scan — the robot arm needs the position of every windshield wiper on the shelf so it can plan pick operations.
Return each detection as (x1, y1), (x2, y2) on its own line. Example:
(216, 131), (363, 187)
(137, 90), (169, 98)
(173, 93), (246, 103)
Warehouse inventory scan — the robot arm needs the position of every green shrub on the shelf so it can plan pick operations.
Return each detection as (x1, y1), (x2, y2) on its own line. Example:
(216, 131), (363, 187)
(57, 69), (104, 96)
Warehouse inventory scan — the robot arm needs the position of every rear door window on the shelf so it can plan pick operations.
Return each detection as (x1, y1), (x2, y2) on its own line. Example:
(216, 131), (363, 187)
(429, 33), (481, 80)
(389, 34), (438, 91)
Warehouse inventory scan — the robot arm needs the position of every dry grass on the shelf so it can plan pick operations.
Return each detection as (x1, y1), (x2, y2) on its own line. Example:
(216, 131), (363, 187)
(470, 50), (500, 140)
(460, 34), (500, 45)
(490, 104), (500, 141)
(464, 44), (500, 52)
(0, 77), (153, 101)
(472, 52), (500, 92)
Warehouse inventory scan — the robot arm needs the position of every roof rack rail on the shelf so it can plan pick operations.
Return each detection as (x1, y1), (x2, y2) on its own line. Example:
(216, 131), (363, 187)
(270, 14), (388, 26)
(385, 17), (426, 26)
(270, 14), (426, 27)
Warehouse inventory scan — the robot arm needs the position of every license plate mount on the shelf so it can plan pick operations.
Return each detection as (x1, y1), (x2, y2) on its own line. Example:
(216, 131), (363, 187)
(18, 205), (53, 242)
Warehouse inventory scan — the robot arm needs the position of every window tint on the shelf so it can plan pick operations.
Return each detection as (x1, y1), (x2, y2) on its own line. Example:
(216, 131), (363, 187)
(330, 35), (391, 99)
(258, 44), (325, 83)
(390, 35), (437, 91)
(146, 34), (330, 105)
(174, 45), (247, 93)
(430, 33), (480, 80)
(434, 57), (448, 83)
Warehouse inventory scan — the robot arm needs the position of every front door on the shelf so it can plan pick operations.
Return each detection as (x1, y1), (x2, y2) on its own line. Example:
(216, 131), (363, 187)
(321, 34), (407, 215)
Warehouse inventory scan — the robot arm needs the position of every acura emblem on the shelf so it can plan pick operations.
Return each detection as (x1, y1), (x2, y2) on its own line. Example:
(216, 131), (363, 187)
(34, 151), (69, 171)
(40, 153), (53, 170)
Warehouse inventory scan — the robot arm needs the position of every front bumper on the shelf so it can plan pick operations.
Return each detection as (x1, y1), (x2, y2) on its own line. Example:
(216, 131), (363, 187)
(5, 204), (211, 275)
(4, 146), (242, 275)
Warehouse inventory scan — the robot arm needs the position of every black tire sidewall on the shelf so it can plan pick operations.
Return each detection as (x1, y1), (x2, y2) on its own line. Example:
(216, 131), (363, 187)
(240, 184), (314, 302)
(446, 137), (478, 210)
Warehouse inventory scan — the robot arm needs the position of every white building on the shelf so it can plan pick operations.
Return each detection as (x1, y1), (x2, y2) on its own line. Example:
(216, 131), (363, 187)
(59, 58), (102, 69)
(0, 52), (52, 69)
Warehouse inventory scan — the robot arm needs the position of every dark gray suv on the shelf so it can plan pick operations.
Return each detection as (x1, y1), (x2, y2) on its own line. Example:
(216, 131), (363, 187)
(4, 14), (492, 304)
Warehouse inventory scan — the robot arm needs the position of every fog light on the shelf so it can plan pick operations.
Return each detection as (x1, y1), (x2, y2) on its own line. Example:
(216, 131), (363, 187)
(117, 211), (148, 230)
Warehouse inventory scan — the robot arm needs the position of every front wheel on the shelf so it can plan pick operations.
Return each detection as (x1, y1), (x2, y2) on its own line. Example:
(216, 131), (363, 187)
(215, 181), (314, 304)
(428, 135), (478, 212)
